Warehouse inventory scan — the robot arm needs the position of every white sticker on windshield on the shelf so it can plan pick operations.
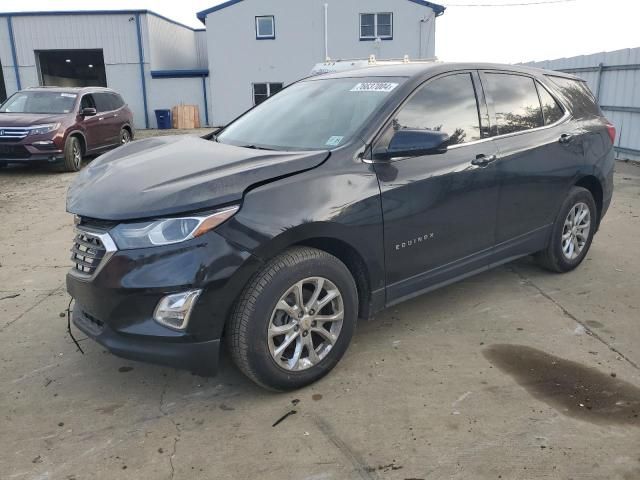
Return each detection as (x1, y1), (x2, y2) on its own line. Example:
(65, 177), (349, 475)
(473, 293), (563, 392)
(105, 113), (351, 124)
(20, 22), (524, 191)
(60, 93), (77, 98)
(326, 136), (344, 146)
(350, 82), (399, 93)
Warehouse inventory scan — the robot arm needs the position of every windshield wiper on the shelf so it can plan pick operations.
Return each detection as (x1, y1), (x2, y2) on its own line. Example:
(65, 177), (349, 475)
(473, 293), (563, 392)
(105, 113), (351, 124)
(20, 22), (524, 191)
(240, 144), (274, 151)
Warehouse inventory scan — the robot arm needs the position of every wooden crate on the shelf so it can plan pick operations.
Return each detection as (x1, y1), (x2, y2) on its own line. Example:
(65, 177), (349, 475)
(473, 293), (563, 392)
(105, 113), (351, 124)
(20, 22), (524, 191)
(171, 104), (201, 129)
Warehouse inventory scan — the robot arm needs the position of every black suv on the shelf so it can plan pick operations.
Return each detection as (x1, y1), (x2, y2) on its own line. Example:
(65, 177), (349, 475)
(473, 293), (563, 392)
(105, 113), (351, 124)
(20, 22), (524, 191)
(66, 63), (615, 390)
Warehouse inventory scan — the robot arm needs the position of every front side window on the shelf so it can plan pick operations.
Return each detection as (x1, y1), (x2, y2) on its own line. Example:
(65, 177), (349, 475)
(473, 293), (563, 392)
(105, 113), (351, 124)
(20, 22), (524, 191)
(0, 91), (77, 114)
(256, 16), (275, 39)
(484, 73), (544, 135)
(80, 94), (96, 110)
(218, 77), (406, 151)
(253, 83), (284, 105)
(360, 13), (393, 40)
(536, 82), (564, 125)
(387, 73), (482, 148)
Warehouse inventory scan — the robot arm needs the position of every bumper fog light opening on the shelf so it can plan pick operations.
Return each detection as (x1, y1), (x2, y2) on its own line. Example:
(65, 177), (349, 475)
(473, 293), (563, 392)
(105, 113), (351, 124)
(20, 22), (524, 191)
(154, 290), (202, 331)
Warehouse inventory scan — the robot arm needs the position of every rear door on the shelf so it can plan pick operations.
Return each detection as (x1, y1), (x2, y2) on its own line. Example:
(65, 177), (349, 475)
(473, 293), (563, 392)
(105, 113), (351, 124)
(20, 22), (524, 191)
(480, 71), (583, 261)
(93, 92), (120, 146)
(373, 71), (500, 303)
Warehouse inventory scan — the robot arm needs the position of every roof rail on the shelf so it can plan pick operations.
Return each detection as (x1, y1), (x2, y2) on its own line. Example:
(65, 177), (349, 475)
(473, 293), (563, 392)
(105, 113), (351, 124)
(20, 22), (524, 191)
(310, 55), (439, 76)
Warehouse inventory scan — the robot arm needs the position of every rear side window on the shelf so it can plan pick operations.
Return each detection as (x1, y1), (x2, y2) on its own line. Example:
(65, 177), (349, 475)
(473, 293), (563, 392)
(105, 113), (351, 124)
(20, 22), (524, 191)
(484, 73), (543, 135)
(546, 76), (602, 117)
(393, 73), (482, 145)
(110, 93), (125, 109)
(93, 93), (113, 112)
(536, 82), (564, 125)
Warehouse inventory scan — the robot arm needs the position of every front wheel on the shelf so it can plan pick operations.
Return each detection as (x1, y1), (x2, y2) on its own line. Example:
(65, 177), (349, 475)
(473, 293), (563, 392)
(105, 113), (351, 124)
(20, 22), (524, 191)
(536, 186), (597, 273)
(61, 136), (83, 172)
(228, 247), (358, 391)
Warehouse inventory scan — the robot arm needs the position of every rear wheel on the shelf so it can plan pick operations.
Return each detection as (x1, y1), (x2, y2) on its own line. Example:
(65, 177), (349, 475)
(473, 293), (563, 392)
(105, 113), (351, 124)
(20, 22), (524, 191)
(536, 186), (596, 273)
(228, 247), (358, 391)
(61, 136), (83, 172)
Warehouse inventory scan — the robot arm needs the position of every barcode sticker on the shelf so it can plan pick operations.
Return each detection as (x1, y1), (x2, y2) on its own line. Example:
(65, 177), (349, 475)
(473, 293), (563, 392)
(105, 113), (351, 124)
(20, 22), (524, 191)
(350, 82), (399, 93)
(60, 93), (77, 98)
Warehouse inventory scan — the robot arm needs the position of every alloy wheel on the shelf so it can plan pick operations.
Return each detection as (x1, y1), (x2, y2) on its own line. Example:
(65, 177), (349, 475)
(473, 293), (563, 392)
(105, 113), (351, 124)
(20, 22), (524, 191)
(121, 130), (131, 144)
(73, 143), (82, 169)
(561, 202), (591, 260)
(268, 277), (344, 371)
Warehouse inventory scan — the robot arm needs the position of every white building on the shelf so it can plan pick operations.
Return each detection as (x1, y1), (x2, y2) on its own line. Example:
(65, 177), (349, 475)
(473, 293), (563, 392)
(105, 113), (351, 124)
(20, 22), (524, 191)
(0, 0), (445, 128)
(199, 0), (445, 125)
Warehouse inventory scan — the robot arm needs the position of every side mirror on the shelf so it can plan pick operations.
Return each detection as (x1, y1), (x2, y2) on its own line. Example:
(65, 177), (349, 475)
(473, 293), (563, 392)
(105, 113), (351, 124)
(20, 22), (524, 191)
(81, 107), (97, 117)
(379, 129), (450, 159)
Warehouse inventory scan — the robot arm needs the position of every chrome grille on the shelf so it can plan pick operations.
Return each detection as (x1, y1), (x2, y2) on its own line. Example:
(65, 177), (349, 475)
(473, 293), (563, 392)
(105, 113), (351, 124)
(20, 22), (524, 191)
(70, 231), (107, 275)
(0, 127), (29, 141)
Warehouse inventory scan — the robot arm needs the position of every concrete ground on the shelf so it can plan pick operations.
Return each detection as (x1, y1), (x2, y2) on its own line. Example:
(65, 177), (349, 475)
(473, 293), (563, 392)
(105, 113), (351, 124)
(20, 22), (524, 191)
(0, 151), (639, 479)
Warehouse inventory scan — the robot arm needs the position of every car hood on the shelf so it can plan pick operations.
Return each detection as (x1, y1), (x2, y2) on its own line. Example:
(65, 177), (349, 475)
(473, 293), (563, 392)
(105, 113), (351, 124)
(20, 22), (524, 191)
(0, 113), (68, 127)
(67, 135), (330, 221)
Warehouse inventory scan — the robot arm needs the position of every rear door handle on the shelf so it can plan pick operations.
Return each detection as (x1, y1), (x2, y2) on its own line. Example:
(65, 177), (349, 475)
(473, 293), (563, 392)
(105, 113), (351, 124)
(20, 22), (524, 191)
(471, 154), (497, 167)
(559, 133), (574, 144)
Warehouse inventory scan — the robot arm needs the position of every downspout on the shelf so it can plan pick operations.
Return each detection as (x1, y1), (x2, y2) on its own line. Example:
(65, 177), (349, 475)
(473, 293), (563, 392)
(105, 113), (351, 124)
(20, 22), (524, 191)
(201, 75), (210, 126)
(134, 13), (150, 129)
(324, 3), (329, 61)
(7, 16), (22, 91)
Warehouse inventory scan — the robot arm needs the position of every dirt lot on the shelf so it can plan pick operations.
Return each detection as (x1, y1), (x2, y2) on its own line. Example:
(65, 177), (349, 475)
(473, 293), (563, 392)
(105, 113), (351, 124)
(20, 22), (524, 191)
(0, 148), (639, 479)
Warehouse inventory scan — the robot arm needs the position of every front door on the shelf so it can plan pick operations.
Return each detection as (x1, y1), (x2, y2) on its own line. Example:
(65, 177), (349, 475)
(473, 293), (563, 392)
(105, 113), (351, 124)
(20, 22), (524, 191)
(79, 94), (101, 151)
(372, 71), (500, 304)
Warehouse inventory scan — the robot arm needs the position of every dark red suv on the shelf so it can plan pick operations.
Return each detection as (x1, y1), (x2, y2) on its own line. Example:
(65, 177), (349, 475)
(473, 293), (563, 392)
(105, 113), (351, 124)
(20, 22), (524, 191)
(0, 87), (134, 172)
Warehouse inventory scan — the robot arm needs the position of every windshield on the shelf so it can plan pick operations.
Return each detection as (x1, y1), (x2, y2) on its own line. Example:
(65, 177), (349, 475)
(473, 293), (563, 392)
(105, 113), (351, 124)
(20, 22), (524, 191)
(0, 91), (78, 114)
(217, 77), (406, 150)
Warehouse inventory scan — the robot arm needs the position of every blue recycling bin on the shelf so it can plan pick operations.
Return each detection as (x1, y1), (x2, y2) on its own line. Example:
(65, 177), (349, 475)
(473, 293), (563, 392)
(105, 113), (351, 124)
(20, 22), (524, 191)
(154, 109), (172, 129)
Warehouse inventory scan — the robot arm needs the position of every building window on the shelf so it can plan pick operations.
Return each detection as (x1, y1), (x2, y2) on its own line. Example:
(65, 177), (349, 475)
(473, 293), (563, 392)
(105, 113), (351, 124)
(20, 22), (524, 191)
(360, 13), (393, 40)
(256, 16), (275, 39)
(253, 83), (283, 105)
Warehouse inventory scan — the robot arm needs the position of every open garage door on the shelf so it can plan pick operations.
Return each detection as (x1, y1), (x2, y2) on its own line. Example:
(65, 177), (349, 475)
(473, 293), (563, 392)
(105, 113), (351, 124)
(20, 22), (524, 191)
(37, 50), (107, 88)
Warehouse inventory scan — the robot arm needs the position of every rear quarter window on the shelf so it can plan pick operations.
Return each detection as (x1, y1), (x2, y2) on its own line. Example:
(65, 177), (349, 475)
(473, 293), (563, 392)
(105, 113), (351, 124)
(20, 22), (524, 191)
(546, 76), (602, 118)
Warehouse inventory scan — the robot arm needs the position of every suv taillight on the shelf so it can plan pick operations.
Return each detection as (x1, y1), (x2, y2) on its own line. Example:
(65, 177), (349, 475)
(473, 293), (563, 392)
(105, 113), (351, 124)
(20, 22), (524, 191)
(606, 123), (616, 145)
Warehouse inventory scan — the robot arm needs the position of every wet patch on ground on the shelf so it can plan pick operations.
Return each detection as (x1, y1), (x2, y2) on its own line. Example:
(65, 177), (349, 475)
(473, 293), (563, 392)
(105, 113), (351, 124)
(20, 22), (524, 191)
(483, 344), (640, 426)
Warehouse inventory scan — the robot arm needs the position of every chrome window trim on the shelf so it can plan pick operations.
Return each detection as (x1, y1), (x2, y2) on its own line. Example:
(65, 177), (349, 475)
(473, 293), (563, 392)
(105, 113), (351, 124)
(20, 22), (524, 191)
(362, 69), (573, 164)
(69, 228), (118, 280)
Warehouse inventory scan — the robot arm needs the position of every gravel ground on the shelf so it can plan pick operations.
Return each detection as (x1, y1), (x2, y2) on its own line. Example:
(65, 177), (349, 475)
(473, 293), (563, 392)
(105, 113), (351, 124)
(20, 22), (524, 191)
(0, 148), (639, 479)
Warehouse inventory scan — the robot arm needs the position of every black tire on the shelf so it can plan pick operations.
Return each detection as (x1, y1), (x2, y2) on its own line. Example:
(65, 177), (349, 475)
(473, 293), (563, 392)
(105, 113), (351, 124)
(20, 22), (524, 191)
(228, 247), (358, 391)
(61, 136), (83, 172)
(536, 186), (597, 273)
(120, 128), (131, 145)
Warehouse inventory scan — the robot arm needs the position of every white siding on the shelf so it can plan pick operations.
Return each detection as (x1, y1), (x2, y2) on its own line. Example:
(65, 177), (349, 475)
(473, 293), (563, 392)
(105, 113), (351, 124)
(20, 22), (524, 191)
(526, 48), (640, 161)
(148, 76), (209, 127)
(147, 15), (200, 70)
(10, 14), (141, 66)
(195, 30), (208, 69)
(205, 0), (438, 125)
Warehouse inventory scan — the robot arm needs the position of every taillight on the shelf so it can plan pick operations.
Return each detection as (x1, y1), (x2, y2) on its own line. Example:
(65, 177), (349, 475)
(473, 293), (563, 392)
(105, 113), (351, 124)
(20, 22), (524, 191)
(606, 123), (616, 145)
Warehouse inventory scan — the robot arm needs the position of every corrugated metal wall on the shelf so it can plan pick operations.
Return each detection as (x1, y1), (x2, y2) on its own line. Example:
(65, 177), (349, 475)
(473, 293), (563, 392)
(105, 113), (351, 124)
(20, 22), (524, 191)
(0, 12), (210, 129)
(526, 48), (640, 161)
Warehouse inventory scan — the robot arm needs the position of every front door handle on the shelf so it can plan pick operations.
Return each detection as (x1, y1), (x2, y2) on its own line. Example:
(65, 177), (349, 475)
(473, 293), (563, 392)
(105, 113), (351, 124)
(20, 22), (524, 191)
(471, 154), (497, 167)
(559, 133), (574, 144)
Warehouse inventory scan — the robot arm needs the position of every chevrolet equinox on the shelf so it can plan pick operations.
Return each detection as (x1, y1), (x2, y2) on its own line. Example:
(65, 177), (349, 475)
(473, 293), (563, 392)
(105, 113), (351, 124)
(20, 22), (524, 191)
(66, 63), (615, 390)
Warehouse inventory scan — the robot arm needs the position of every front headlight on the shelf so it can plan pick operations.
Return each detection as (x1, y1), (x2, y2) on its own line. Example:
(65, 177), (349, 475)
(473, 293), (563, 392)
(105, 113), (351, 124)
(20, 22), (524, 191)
(29, 123), (60, 136)
(110, 206), (239, 249)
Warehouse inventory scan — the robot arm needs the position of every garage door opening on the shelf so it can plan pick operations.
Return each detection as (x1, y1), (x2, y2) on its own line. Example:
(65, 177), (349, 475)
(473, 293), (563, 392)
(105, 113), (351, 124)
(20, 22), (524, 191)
(37, 49), (107, 88)
(0, 60), (6, 102)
